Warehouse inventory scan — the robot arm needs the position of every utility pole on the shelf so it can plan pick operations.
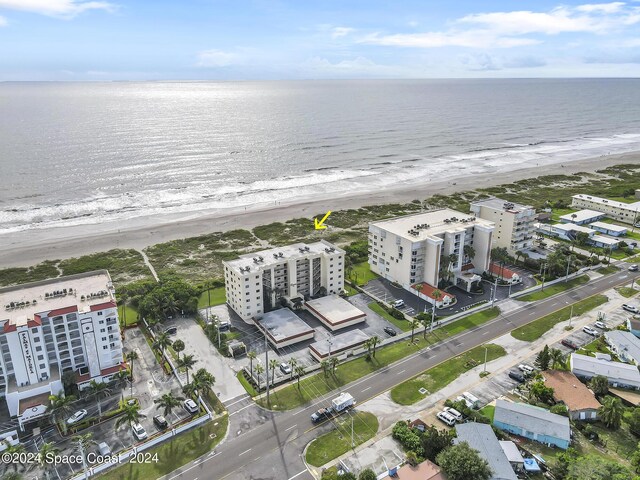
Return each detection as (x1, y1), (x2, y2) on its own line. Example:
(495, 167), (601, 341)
(265, 331), (270, 403)
(568, 304), (574, 328)
(565, 255), (572, 283)
(483, 346), (488, 373)
(430, 300), (436, 332)
(492, 278), (498, 306)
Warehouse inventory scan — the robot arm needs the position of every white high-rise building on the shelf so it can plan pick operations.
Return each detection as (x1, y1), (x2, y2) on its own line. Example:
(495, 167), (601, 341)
(223, 240), (345, 321)
(0, 270), (124, 420)
(470, 197), (536, 253)
(368, 209), (494, 305)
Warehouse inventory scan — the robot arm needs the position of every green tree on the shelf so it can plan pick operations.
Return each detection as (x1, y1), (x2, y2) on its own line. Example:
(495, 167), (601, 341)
(269, 358), (278, 387)
(420, 425), (454, 461)
(172, 339), (185, 360)
(114, 403), (146, 431)
(628, 407), (640, 436)
(550, 348), (567, 370)
(38, 442), (60, 480)
(86, 380), (111, 418)
(599, 396), (624, 429)
(631, 442), (640, 473)
(247, 350), (257, 379)
(320, 359), (330, 377)
(289, 357), (298, 380)
(436, 442), (492, 480)
(1, 472), (23, 480)
(409, 319), (421, 343)
(464, 244), (476, 263)
(358, 468), (377, 480)
(153, 332), (173, 357)
(589, 375), (609, 398)
(192, 368), (215, 407)
(125, 350), (139, 381)
(329, 356), (339, 376)
(535, 345), (551, 371)
(370, 335), (380, 357)
(406, 450), (419, 467)
(72, 432), (96, 477)
(550, 404), (569, 416)
(254, 364), (264, 388)
(566, 454), (631, 480)
(46, 391), (76, 435)
(1, 441), (26, 473)
(528, 381), (555, 404)
(154, 392), (184, 417)
(178, 354), (196, 384)
(295, 365), (305, 389)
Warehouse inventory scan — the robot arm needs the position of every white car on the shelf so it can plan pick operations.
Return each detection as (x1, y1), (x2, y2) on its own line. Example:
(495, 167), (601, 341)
(66, 409), (88, 425)
(443, 407), (463, 422)
(132, 422), (147, 441)
(392, 299), (405, 308)
(518, 364), (535, 375)
(583, 326), (599, 336)
(622, 304), (639, 314)
(183, 398), (199, 414)
(436, 411), (456, 427)
(279, 363), (292, 375)
(594, 321), (606, 329)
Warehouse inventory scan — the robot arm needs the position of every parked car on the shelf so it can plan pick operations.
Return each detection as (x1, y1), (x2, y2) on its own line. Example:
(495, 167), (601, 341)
(443, 407), (463, 422)
(279, 363), (292, 375)
(132, 422), (147, 441)
(509, 371), (526, 383)
(164, 326), (177, 335)
(97, 442), (111, 456)
(310, 407), (334, 423)
(67, 409), (88, 425)
(218, 321), (231, 331)
(153, 415), (168, 429)
(623, 304), (639, 313)
(456, 395), (474, 409)
(183, 399), (199, 414)
(436, 411), (457, 427)
(561, 339), (579, 350)
(383, 326), (397, 336)
(518, 364), (535, 375)
(583, 326), (599, 336)
(392, 299), (405, 308)
(629, 265), (638, 272)
(594, 321), (606, 329)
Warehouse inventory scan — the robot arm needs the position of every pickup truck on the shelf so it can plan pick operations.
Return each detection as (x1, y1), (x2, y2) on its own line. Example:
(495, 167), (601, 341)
(311, 392), (356, 423)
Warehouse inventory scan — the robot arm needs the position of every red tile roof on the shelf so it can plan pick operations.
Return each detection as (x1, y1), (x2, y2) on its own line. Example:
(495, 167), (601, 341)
(413, 283), (455, 301)
(489, 263), (518, 280)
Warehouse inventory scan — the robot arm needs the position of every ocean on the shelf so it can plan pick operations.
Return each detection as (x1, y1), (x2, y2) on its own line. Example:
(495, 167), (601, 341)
(1, 79), (640, 236)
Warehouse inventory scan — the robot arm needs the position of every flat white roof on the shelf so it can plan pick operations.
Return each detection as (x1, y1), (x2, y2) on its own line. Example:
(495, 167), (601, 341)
(257, 308), (314, 342)
(573, 194), (640, 211)
(552, 223), (594, 234)
(589, 221), (628, 233)
(591, 235), (620, 246)
(571, 353), (640, 384)
(559, 209), (603, 223)
(305, 295), (365, 326)
(370, 208), (494, 242)
(309, 329), (369, 356)
(470, 197), (534, 214)
(223, 240), (343, 275)
(0, 271), (114, 328)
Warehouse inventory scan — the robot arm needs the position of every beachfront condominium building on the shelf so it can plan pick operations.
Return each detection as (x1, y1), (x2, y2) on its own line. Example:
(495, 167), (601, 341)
(470, 197), (536, 253)
(0, 270), (124, 422)
(571, 194), (640, 225)
(223, 240), (345, 321)
(368, 209), (494, 305)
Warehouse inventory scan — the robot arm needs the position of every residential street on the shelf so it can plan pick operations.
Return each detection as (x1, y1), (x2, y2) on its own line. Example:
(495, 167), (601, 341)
(162, 264), (636, 480)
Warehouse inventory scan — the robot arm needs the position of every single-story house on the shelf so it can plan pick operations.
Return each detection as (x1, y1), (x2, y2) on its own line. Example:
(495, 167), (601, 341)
(605, 330), (640, 365)
(543, 370), (600, 421)
(535, 222), (621, 249)
(454, 423), (518, 480)
(628, 317), (640, 338)
(589, 221), (628, 237)
(559, 209), (605, 225)
(493, 399), (571, 450)
(392, 458), (446, 480)
(499, 441), (524, 471)
(570, 353), (640, 390)
(409, 418), (428, 433)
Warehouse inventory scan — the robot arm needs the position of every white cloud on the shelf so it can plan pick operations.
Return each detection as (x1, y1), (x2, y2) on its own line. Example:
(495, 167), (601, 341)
(361, 31), (540, 49)
(0, 15), (6, 26)
(301, 56), (409, 77)
(0, 1), (115, 18)
(196, 49), (238, 68)
(331, 27), (354, 38)
(576, 2), (626, 13)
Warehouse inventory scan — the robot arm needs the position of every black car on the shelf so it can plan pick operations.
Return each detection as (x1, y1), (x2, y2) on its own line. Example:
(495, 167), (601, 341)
(508, 371), (525, 383)
(153, 415), (168, 429)
(561, 339), (579, 350)
(164, 326), (177, 335)
(383, 326), (397, 336)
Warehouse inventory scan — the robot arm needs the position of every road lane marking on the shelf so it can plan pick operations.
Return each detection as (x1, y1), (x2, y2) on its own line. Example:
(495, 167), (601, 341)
(288, 470), (308, 480)
(396, 369), (406, 375)
(225, 395), (250, 408)
(482, 331), (489, 335)
(529, 312), (536, 315)
(362, 386), (372, 392)
(550, 303), (557, 306)
(285, 424), (297, 432)
(230, 404), (254, 416)
(239, 448), (252, 456)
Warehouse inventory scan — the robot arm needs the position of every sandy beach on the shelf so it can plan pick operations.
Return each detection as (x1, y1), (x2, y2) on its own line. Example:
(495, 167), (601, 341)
(1, 151), (639, 269)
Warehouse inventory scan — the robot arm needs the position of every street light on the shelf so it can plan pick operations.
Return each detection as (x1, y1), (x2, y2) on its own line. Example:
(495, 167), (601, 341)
(541, 263), (547, 291)
(483, 346), (488, 373)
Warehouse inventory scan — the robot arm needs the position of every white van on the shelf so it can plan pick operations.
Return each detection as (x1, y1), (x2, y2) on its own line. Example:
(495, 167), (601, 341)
(443, 407), (463, 422)
(436, 411), (457, 427)
(392, 299), (405, 308)
(461, 391), (480, 409)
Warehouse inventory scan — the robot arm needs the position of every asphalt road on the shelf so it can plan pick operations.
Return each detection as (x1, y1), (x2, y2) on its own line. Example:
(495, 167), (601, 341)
(163, 266), (636, 480)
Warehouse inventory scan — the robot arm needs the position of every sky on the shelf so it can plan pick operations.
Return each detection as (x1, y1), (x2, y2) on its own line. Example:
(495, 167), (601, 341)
(1, 0), (639, 80)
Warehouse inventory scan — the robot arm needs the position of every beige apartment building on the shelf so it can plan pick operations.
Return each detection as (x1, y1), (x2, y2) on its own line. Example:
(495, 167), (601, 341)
(571, 194), (640, 225)
(470, 197), (536, 253)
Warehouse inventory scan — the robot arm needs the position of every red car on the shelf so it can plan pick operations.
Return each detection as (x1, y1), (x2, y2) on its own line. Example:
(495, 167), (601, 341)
(561, 339), (578, 350)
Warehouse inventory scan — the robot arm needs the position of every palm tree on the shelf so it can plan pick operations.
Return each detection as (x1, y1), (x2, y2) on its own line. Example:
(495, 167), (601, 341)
(2, 441), (26, 473)
(154, 392), (184, 417)
(114, 403), (146, 431)
(112, 368), (131, 388)
(125, 350), (139, 381)
(182, 382), (198, 399)
(269, 359), (278, 387)
(599, 396), (624, 429)
(247, 351), (257, 380)
(47, 391), (76, 435)
(162, 295), (179, 319)
(294, 365), (305, 389)
(178, 354), (197, 384)
(193, 368), (215, 408)
(515, 250), (523, 265)
(72, 432), (96, 476)
(2, 472), (23, 480)
(38, 442), (60, 479)
(254, 364), (265, 388)
(463, 244), (475, 263)
(549, 348), (566, 370)
(328, 356), (339, 376)
(589, 375), (609, 398)
(173, 339), (185, 360)
(288, 358), (298, 381)
(153, 332), (173, 358)
(87, 380), (111, 418)
(320, 359), (330, 377)
(370, 336), (380, 357)
(363, 338), (373, 357)
(409, 319), (420, 343)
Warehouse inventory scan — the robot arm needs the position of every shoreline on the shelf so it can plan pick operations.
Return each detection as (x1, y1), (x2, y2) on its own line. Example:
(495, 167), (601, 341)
(1, 151), (639, 269)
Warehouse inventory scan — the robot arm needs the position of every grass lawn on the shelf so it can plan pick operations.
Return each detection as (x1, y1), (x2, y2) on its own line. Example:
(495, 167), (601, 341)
(550, 208), (575, 222)
(197, 287), (226, 308)
(479, 405), (495, 422)
(438, 307), (500, 338)
(348, 261), (378, 286)
(518, 275), (589, 302)
(305, 412), (379, 467)
(344, 284), (359, 296)
(597, 265), (620, 275)
(616, 286), (639, 298)
(576, 337), (616, 359)
(390, 344), (506, 405)
(367, 301), (410, 332)
(98, 415), (228, 480)
(511, 294), (608, 342)
(237, 371), (258, 397)
(118, 305), (139, 326)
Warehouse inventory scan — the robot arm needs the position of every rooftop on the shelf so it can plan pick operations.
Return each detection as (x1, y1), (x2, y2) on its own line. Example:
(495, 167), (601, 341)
(305, 295), (366, 326)
(412, 282), (455, 301)
(551, 223), (595, 234)
(454, 423), (518, 480)
(559, 209), (604, 224)
(605, 330), (640, 363)
(589, 221), (628, 233)
(257, 308), (314, 343)
(489, 263), (519, 280)
(628, 316), (640, 332)
(591, 235), (621, 246)
(309, 329), (369, 357)
(471, 197), (534, 214)
(543, 370), (601, 411)
(223, 240), (343, 275)
(571, 353), (640, 385)
(0, 271), (115, 332)
(393, 459), (446, 480)
(370, 208), (494, 242)
(494, 399), (571, 443)
(499, 441), (524, 465)
(573, 194), (640, 210)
